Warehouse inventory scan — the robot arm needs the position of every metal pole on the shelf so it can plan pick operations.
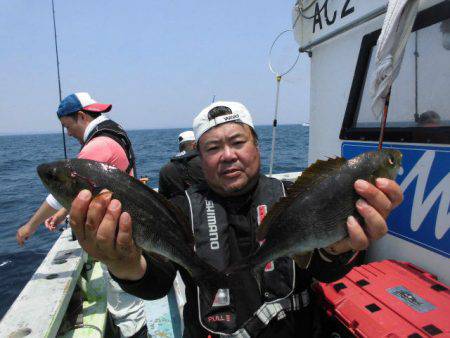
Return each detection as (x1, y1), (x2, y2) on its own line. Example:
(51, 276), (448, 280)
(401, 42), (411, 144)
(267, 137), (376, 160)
(51, 0), (67, 159)
(269, 75), (282, 176)
(414, 31), (419, 116)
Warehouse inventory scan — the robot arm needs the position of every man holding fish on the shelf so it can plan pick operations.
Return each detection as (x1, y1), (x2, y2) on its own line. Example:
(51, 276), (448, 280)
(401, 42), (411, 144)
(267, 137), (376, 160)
(66, 101), (403, 337)
(19, 92), (148, 338)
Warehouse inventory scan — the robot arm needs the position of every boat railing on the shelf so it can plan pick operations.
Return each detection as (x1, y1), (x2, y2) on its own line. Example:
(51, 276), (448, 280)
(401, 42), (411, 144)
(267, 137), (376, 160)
(0, 228), (87, 337)
(270, 171), (302, 182)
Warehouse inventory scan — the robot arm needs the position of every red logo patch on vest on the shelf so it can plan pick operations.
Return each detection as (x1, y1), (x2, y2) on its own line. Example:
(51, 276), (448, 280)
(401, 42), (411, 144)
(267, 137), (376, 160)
(257, 205), (274, 271)
(264, 261), (274, 272)
(257, 204), (267, 225)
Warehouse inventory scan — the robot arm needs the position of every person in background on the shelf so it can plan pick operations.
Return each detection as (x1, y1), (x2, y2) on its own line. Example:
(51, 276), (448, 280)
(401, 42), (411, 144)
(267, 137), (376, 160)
(67, 101), (403, 337)
(158, 130), (205, 199)
(16, 92), (147, 338)
(414, 110), (441, 127)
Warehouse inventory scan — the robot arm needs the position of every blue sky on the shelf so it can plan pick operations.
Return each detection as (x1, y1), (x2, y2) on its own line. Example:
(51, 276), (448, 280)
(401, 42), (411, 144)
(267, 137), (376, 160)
(0, 1), (310, 134)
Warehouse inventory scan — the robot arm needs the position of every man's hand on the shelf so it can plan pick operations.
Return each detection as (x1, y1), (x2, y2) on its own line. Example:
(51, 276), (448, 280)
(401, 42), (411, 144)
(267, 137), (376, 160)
(69, 189), (146, 281)
(16, 223), (34, 246)
(326, 178), (403, 255)
(45, 208), (68, 231)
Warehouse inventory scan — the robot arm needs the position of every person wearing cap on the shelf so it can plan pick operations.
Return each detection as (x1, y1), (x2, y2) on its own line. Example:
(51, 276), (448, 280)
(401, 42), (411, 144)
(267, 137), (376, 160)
(158, 130), (205, 199)
(17, 92), (137, 243)
(67, 101), (403, 337)
(16, 92), (147, 338)
(414, 110), (442, 127)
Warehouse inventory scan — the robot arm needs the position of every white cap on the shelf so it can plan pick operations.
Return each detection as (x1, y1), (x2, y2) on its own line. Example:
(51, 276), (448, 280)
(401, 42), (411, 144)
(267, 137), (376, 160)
(193, 101), (254, 141)
(178, 130), (195, 144)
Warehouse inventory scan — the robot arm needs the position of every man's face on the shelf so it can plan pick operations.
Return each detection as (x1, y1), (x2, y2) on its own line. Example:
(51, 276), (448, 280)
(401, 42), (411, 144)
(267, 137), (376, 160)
(198, 123), (260, 196)
(59, 113), (86, 144)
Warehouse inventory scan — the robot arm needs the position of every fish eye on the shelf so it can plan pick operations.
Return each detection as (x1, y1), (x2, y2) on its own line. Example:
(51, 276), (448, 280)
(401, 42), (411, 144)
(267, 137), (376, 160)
(44, 171), (53, 180)
(387, 154), (395, 166)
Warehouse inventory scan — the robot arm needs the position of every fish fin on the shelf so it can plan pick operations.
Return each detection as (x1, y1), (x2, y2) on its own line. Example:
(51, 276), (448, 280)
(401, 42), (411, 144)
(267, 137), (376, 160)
(257, 157), (346, 241)
(289, 157), (346, 197)
(293, 252), (313, 269)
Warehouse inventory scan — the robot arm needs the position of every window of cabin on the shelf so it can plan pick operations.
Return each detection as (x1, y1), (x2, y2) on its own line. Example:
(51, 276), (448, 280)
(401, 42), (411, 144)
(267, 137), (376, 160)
(340, 2), (450, 144)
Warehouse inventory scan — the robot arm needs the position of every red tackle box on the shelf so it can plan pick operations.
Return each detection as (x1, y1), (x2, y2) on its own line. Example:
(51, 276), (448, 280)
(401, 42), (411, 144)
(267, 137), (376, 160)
(314, 260), (449, 337)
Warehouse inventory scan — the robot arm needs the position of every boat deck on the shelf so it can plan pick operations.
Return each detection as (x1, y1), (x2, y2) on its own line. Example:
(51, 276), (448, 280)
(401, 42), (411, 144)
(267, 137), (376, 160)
(0, 228), (184, 337)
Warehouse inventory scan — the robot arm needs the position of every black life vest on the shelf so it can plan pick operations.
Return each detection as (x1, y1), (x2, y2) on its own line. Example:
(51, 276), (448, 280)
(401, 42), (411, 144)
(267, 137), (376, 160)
(170, 149), (199, 183)
(170, 150), (205, 190)
(185, 175), (299, 336)
(83, 119), (137, 176)
(171, 149), (198, 162)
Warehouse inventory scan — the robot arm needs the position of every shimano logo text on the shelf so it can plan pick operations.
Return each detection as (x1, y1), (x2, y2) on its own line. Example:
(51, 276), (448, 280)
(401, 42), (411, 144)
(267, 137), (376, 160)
(223, 114), (239, 121)
(205, 200), (219, 250)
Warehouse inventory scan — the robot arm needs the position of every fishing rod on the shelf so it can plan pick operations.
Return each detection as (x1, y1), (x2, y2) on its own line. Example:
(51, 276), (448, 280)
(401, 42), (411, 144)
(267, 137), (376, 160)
(377, 88), (390, 151)
(375, 0), (419, 151)
(51, 0), (67, 159)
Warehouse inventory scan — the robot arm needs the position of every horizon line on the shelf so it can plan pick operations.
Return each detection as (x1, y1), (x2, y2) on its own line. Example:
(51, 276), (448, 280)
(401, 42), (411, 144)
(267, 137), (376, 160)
(0, 123), (309, 137)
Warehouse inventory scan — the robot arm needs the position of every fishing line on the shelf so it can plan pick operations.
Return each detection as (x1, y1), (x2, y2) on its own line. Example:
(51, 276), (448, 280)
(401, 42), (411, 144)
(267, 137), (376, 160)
(268, 29), (300, 176)
(51, 0), (67, 159)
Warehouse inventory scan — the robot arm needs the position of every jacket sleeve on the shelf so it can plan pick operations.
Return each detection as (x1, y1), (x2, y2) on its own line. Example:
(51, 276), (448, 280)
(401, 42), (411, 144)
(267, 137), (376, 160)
(158, 162), (185, 199)
(158, 163), (172, 199)
(111, 252), (177, 300)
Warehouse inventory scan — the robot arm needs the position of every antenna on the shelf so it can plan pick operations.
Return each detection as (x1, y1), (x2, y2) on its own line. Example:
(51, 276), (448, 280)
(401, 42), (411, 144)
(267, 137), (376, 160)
(268, 29), (300, 176)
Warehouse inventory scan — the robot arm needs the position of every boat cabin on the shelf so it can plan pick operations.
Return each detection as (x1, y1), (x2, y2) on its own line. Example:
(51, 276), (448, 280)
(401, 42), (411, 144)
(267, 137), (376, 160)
(292, 0), (449, 284)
